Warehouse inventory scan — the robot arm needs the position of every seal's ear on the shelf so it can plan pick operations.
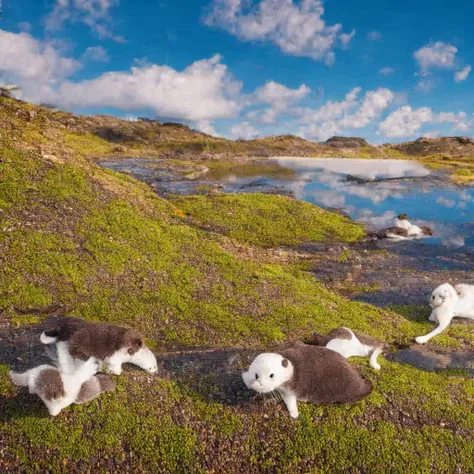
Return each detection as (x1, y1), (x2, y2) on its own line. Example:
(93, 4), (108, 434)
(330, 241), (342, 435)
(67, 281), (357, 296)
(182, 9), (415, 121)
(281, 358), (289, 368)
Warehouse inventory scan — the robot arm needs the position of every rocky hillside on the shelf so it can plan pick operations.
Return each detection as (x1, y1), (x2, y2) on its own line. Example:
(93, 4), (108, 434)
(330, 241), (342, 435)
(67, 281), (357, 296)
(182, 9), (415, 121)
(1, 97), (474, 472)
(386, 136), (474, 158)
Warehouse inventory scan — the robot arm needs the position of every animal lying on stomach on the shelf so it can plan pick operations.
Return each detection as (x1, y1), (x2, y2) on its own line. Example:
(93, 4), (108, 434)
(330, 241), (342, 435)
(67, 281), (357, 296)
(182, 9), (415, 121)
(371, 225), (433, 241)
(40, 317), (158, 375)
(242, 342), (373, 419)
(9, 347), (115, 416)
(415, 282), (474, 344)
(305, 327), (385, 371)
(394, 214), (433, 238)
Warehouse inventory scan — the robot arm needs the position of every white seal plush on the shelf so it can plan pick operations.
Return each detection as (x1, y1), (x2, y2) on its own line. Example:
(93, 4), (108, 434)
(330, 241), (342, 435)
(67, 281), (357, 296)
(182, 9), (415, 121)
(242, 342), (373, 418)
(306, 327), (384, 371)
(9, 349), (101, 416)
(415, 282), (474, 344)
(40, 317), (158, 375)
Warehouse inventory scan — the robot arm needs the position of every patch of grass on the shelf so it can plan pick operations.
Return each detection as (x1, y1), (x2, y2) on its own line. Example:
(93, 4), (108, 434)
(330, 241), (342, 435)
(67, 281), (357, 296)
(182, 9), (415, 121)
(64, 132), (115, 156)
(171, 193), (365, 247)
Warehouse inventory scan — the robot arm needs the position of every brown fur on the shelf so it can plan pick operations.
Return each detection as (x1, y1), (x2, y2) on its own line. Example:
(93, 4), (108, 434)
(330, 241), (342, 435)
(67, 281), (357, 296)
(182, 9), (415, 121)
(307, 327), (352, 347)
(45, 317), (145, 360)
(279, 342), (373, 404)
(76, 374), (116, 404)
(35, 369), (65, 401)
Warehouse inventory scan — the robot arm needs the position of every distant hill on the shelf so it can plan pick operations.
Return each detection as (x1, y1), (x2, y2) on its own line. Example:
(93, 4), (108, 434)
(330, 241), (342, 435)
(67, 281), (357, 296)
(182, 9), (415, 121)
(384, 136), (474, 158)
(1, 97), (474, 162)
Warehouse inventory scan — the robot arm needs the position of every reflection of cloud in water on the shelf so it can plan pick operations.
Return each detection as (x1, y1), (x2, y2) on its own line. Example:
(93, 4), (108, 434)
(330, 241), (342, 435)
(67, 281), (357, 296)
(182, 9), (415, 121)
(273, 158), (430, 180)
(357, 210), (397, 230)
(436, 196), (456, 208)
(307, 190), (346, 208)
(443, 234), (465, 248)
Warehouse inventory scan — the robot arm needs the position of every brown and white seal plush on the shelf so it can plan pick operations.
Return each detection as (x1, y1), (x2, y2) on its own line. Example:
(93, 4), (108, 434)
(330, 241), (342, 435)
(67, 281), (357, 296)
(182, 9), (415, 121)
(370, 225), (433, 241)
(242, 342), (373, 418)
(10, 362), (115, 416)
(9, 352), (103, 416)
(40, 317), (157, 375)
(306, 327), (385, 371)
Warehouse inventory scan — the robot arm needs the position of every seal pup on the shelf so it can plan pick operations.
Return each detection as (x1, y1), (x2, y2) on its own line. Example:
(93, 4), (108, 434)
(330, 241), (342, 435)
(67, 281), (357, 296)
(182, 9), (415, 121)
(9, 346), (100, 416)
(40, 317), (158, 375)
(306, 327), (385, 371)
(242, 342), (373, 419)
(415, 282), (474, 344)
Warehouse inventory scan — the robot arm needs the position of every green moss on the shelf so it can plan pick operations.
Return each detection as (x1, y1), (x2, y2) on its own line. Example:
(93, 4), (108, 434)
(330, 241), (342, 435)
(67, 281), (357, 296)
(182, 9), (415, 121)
(64, 131), (115, 156)
(172, 193), (365, 247)
(454, 168), (474, 176)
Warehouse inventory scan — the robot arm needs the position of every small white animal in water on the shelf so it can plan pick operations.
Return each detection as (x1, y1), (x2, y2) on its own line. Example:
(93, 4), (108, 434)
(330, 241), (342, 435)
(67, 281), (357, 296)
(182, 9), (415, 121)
(242, 342), (373, 419)
(9, 345), (100, 416)
(306, 327), (384, 371)
(395, 214), (432, 238)
(40, 317), (158, 375)
(415, 282), (474, 344)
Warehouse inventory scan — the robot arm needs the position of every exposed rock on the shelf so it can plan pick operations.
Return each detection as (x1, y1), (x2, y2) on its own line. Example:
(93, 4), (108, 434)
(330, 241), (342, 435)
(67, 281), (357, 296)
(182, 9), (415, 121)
(325, 136), (370, 149)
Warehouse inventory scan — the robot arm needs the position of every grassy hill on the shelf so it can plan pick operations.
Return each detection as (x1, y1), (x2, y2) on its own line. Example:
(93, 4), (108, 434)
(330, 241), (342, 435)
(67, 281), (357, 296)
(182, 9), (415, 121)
(1, 97), (474, 473)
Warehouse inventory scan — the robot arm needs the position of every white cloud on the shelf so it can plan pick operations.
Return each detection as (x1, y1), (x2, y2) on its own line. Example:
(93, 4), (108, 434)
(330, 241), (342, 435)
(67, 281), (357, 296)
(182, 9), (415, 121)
(254, 81), (310, 104)
(250, 81), (310, 123)
(204, 0), (354, 64)
(367, 31), (382, 41)
(437, 111), (472, 132)
(82, 46), (109, 62)
(39, 55), (243, 122)
(46, 0), (124, 42)
(298, 87), (393, 140)
(340, 30), (356, 49)
(422, 131), (440, 138)
(195, 120), (218, 136)
(454, 65), (471, 82)
(413, 41), (457, 72)
(0, 29), (80, 84)
(339, 88), (394, 128)
(229, 121), (259, 140)
(379, 67), (394, 75)
(415, 79), (435, 93)
(378, 106), (433, 137)
(18, 22), (32, 32)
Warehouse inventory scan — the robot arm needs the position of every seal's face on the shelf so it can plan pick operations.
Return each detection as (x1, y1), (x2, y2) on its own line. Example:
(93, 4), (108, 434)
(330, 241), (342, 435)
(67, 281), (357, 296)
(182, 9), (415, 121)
(430, 283), (454, 308)
(242, 354), (290, 394)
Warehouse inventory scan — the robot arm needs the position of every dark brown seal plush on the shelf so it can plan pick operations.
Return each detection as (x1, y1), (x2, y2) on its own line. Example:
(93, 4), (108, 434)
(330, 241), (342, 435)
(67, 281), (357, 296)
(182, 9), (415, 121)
(40, 317), (157, 375)
(243, 342), (373, 418)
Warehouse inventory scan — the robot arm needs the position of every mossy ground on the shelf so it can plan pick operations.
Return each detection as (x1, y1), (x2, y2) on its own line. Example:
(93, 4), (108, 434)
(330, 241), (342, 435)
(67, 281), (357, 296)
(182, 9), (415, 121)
(1, 98), (474, 473)
(171, 194), (365, 247)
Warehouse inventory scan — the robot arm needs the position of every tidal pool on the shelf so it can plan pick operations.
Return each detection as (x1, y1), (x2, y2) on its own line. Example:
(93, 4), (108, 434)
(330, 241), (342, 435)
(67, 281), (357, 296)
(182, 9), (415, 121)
(100, 157), (474, 249)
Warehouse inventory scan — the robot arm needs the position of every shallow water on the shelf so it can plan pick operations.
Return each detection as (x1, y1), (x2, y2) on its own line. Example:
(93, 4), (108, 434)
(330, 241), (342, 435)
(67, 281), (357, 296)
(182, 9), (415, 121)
(100, 157), (474, 249)
(205, 157), (474, 249)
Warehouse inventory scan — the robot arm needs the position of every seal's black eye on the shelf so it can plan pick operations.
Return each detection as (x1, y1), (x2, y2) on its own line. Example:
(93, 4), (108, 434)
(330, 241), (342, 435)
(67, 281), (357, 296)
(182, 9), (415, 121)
(270, 374), (274, 378)
(255, 374), (259, 380)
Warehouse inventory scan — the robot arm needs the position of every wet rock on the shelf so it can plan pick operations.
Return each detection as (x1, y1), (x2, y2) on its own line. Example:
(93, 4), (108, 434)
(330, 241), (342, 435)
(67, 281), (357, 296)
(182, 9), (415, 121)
(388, 345), (474, 372)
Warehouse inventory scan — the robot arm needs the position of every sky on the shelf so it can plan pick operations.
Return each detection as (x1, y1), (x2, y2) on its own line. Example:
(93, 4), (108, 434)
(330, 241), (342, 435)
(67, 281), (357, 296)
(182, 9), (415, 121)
(1, 0), (474, 143)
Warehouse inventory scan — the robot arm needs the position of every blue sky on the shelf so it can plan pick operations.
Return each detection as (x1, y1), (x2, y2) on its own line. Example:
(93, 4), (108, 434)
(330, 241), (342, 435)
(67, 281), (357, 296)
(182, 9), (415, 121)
(1, 0), (473, 142)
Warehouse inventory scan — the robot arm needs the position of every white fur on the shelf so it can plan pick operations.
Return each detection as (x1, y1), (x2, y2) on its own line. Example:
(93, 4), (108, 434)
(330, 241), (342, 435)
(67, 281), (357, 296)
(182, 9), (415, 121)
(40, 333), (57, 344)
(416, 283), (474, 344)
(396, 216), (412, 231)
(103, 347), (158, 375)
(44, 339), (158, 376)
(9, 358), (98, 416)
(325, 328), (381, 371)
(394, 217), (427, 239)
(242, 353), (299, 418)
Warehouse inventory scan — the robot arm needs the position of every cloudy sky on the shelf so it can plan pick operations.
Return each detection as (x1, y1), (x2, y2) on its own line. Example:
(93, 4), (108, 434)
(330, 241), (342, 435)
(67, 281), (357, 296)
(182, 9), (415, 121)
(1, 0), (473, 142)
